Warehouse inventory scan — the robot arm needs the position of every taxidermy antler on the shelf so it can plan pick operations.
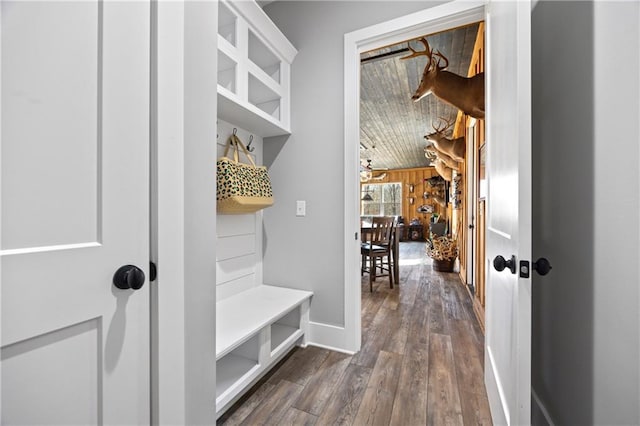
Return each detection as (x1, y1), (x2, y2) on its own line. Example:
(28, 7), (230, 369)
(401, 37), (485, 119)
(423, 193), (446, 207)
(424, 118), (466, 162)
(425, 144), (459, 170)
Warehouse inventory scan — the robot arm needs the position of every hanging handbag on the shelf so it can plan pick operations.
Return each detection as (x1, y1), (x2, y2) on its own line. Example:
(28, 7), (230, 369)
(217, 133), (274, 214)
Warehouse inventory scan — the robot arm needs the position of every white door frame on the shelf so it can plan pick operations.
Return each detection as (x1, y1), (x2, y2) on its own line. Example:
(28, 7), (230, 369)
(152, 2), (218, 424)
(343, 1), (485, 352)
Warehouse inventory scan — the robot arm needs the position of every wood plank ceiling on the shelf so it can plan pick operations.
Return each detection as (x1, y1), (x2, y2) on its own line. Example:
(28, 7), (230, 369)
(360, 23), (480, 171)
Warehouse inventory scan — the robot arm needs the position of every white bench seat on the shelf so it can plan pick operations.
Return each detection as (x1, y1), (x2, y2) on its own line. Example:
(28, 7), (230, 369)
(215, 284), (313, 416)
(216, 284), (313, 359)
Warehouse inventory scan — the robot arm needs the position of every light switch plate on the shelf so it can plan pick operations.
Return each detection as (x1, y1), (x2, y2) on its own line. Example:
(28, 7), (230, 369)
(296, 200), (306, 217)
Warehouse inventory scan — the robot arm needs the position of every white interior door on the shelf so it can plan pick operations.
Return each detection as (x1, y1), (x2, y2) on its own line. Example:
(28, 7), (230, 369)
(1, 2), (150, 424)
(484, 1), (532, 425)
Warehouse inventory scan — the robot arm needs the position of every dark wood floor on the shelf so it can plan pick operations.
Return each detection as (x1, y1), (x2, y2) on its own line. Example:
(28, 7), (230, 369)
(219, 242), (492, 425)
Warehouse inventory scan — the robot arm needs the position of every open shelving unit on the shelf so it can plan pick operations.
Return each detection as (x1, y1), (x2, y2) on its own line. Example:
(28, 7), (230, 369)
(215, 1), (304, 418)
(217, 0), (297, 137)
(215, 285), (312, 417)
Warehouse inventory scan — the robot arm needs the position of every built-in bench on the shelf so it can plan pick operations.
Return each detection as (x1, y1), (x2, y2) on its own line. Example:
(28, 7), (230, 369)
(215, 284), (313, 417)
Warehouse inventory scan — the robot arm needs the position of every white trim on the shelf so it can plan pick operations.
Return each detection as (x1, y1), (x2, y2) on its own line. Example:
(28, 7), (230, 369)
(343, 0), (485, 355)
(307, 321), (357, 354)
(306, 342), (356, 356)
(154, 1), (187, 424)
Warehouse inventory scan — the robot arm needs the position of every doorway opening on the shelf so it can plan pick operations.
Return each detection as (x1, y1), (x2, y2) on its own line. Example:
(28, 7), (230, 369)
(343, 0), (486, 353)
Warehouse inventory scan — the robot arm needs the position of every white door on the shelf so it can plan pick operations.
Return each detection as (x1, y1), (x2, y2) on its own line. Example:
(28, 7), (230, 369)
(1, 2), (150, 424)
(484, 1), (532, 425)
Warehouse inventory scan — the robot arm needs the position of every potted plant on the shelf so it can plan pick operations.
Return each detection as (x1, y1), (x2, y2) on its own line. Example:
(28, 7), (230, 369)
(426, 234), (458, 272)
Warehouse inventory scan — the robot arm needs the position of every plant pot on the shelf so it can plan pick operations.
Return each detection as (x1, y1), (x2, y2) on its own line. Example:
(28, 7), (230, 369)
(432, 258), (454, 272)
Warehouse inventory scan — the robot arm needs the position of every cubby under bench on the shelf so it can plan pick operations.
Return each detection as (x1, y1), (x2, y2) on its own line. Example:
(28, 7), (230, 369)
(215, 284), (313, 418)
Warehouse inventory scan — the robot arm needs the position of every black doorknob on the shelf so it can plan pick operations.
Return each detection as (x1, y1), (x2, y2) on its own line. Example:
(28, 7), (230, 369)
(113, 265), (146, 290)
(493, 255), (516, 274)
(533, 258), (552, 276)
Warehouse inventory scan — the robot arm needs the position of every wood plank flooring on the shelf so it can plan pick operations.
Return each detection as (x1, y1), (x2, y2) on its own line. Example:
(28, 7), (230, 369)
(218, 242), (492, 426)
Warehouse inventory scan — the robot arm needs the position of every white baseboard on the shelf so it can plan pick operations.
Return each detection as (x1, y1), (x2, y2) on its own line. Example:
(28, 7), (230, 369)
(306, 321), (357, 354)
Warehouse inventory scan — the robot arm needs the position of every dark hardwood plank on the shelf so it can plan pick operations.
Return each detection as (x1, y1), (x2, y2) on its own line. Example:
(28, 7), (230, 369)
(398, 265), (420, 306)
(279, 407), (318, 426)
(351, 307), (393, 368)
(316, 364), (373, 425)
(407, 295), (429, 347)
(361, 290), (387, 330)
(218, 382), (277, 426)
(441, 274), (470, 321)
(427, 277), (447, 334)
(293, 351), (352, 416)
(353, 350), (403, 425)
(450, 319), (484, 393)
(382, 303), (411, 355)
(427, 333), (464, 425)
(459, 390), (493, 426)
(266, 345), (330, 387)
(389, 342), (429, 425)
(239, 380), (303, 426)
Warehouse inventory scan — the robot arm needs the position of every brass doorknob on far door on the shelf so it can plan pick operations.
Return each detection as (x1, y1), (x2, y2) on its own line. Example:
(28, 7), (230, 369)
(113, 265), (146, 290)
(493, 255), (516, 274)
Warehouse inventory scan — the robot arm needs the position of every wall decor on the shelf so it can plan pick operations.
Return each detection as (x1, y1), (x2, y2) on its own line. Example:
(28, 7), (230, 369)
(401, 37), (485, 119)
(424, 118), (466, 161)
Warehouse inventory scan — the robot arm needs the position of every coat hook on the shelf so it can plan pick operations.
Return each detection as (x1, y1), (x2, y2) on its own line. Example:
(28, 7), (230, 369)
(246, 135), (255, 152)
(233, 128), (237, 135)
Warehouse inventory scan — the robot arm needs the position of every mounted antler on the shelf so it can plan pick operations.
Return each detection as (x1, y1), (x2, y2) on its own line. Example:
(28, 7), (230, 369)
(401, 37), (485, 119)
(425, 117), (465, 162)
(400, 37), (432, 60)
(432, 117), (455, 135)
(425, 144), (460, 170)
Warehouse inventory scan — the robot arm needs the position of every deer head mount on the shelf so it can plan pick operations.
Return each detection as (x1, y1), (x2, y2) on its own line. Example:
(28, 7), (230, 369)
(424, 118), (466, 162)
(425, 144), (460, 170)
(433, 158), (453, 181)
(401, 37), (485, 119)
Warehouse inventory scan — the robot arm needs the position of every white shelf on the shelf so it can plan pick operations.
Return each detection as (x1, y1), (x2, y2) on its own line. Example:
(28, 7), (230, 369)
(216, 353), (259, 400)
(216, 284), (313, 360)
(271, 324), (302, 354)
(218, 88), (289, 137)
(217, 0), (296, 138)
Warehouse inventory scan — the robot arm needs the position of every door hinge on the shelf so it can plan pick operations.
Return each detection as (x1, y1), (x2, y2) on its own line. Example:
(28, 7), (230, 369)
(150, 261), (157, 282)
(355, 232), (358, 241)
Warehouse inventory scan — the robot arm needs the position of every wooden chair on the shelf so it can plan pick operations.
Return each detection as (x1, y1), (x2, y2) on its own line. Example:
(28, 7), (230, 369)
(361, 216), (395, 292)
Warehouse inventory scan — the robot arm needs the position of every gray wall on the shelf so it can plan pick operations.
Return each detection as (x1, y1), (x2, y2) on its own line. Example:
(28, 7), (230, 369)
(262, 1), (444, 326)
(531, 1), (639, 424)
(264, 2), (640, 423)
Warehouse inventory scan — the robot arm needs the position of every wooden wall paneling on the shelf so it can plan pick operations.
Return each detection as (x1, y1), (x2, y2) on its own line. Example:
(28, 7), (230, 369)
(361, 167), (446, 239)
